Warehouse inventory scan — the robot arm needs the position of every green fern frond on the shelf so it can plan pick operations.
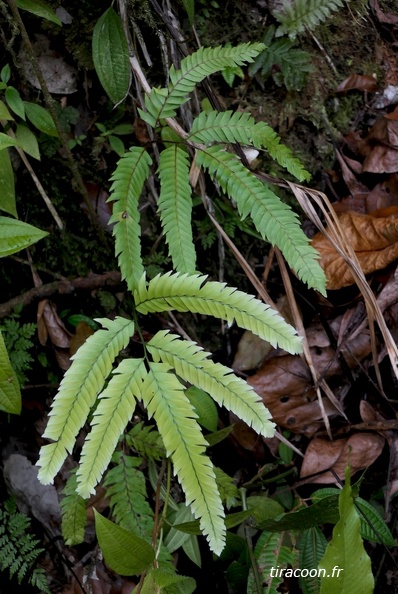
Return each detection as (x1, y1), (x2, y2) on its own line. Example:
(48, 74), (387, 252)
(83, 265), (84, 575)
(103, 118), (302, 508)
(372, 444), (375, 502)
(60, 470), (87, 546)
(104, 452), (154, 539)
(158, 146), (196, 273)
(196, 146), (326, 294)
(37, 317), (135, 485)
(140, 43), (265, 126)
(127, 422), (166, 461)
(142, 363), (225, 555)
(109, 147), (152, 291)
(188, 110), (310, 181)
(136, 272), (302, 353)
(147, 330), (275, 437)
(275, 0), (346, 39)
(77, 357), (147, 498)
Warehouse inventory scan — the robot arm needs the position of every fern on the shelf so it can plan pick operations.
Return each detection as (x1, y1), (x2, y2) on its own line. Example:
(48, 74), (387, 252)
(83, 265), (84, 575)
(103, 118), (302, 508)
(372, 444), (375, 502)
(0, 498), (50, 593)
(274, 0), (348, 39)
(158, 146), (196, 273)
(108, 147), (152, 291)
(142, 362), (225, 555)
(60, 469), (87, 546)
(147, 330), (275, 436)
(37, 316), (135, 484)
(127, 421), (166, 461)
(103, 452), (154, 539)
(188, 109), (310, 181)
(77, 357), (146, 498)
(140, 43), (265, 126)
(1, 317), (36, 384)
(196, 146), (326, 294)
(136, 272), (302, 352)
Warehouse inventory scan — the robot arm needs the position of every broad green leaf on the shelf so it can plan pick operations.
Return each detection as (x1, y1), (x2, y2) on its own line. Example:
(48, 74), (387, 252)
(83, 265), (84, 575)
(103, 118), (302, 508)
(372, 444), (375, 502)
(246, 495), (285, 525)
(16, 0), (62, 25)
(5, 87), (25, 120)
(0, 149), (16, 217)
(205, 425), (234, 446)
(24, 102), (58, 137)
(94, 510), (155, 575)
(108, 134), (125, 156)
(0, 99), (13, 120)
(0, 216), (47, 257)
(92, 8), (131, 104)
(16, 124), (40, 160)
(181, 0), (194, 25)
(165, 505), (195, 553)
(0, 330), (21, 414)
(298, 527), (327, 594)
(182, 534), (201, 568)
(258, 496), (339, 532)
(0, 133), (19, 151)
(1, 64), (10, 84)
(141, 568), (196, 594)
(319, 468), (374, 594)
(185, 386), (218, 432)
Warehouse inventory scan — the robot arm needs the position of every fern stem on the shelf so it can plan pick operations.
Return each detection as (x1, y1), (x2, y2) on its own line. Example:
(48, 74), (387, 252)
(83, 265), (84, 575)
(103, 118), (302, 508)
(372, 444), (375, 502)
(240, 488), (263, 594)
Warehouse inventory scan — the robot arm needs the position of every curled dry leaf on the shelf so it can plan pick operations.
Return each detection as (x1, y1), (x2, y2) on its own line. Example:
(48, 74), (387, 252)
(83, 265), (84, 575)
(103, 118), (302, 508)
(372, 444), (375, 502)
(37, 299), (72, 371)
(300, 432), (385, 483)
(248, 313), (372, 435)
(312, 211), (398, 289)
(336, 73), (377, 93)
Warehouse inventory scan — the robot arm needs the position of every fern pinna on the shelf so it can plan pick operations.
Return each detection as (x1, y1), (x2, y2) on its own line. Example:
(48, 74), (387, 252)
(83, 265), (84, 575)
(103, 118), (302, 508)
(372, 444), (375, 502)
(37, 40), (326, 557)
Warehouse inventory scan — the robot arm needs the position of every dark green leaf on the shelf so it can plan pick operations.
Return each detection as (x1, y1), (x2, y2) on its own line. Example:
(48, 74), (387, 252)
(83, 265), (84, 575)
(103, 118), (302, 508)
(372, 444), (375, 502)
(259, 496), (339, 532)
(16, 0), (62, 25)
(0, 330), (21, 414)
(24, 102), (58, 137)
(185, 386), (218, 431)
(0, 149), (16, 217)
(0, 216), (47, 257)
(5, 87), (25, 120)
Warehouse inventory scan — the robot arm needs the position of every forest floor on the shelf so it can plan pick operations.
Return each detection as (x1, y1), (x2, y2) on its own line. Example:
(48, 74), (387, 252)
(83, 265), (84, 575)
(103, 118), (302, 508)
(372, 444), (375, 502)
(1, 0), (398, 592)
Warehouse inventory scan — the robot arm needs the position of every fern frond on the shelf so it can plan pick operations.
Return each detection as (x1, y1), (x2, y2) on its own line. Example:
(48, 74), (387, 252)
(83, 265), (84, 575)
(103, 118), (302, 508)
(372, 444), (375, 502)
(140, 43), (265, 126)
(77, 357), (147, 498)
(147, 331), (275, 437)
(127, 422), (166, 461)
(60, 470), (87, 546)
(275, 0), (346, 39)
(109, 147), (152, 291)
(158, 146), (196, 273)
(188, 110), (309, 181)
(136, 272), (302, 353)
(104, 452), (154, 539)
(196, 146), (326, 294)
(142, 363), (225, 555)
(37, 317), (135, 485)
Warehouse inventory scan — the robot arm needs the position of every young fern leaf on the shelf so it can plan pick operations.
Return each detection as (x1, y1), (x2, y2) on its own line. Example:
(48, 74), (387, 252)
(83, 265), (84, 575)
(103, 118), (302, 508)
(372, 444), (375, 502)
(158, 146), (196, 273)
(109, 147), (152, 291)
(275, 0), (346, 40)
(140, 43), (265, 126)
(142, 363), (225, 555)
(147, 331), (275, 437)
(135, 272), (302, 353)
(188, 110), (309, 182)
(37, 317), (135, 485)
(104, 453), (154, 540)
(77, 358), (147, 498)
(60, 470), (87, 546)
(196, 146), (326, 294)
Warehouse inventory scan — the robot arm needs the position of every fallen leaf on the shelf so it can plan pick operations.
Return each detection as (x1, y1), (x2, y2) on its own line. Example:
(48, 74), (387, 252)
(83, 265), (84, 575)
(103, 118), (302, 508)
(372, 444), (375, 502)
(300, 433), (385, 483)
(311, 211), (398, 289)
(366, 174), (398, 213)
(336, 74), (377, 93)
(70, 321), (95, 356)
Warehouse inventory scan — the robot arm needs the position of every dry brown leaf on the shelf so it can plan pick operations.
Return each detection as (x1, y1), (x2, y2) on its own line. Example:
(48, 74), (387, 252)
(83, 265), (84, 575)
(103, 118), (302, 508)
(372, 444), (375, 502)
(300, 433), (385, 483)
(248, 315), (372, 435)
(312, 211), (398, 289)
(366, 174), (398, 213)
(70, 321), (95, 356)
(336, 73), (377, 93)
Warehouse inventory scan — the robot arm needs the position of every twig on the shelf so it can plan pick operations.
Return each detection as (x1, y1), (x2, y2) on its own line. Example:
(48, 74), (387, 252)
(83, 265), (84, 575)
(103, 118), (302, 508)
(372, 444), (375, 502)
(0, 271), (122, 318)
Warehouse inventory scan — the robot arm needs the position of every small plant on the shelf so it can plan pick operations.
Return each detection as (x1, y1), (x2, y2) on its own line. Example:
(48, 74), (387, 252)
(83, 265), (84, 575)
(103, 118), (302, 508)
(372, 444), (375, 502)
(0, 315), (36, 384)
(273, 0), (352, 40)
(0, 498), (50, 593)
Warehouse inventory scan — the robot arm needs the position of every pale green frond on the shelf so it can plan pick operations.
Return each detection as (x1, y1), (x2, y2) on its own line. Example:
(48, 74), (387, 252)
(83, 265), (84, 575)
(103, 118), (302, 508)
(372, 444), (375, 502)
(140, 43), (265, 126)
(108, 147), (152, 291)
(196, 146), (326, 294)
(142, 363), (225, 555)
(147, 331), (275, 437)
(60, 470), (87, 546)
(77, 358), (147, 498)
(135, 272), (302, 353)
(158, 146), (196, 273)
(37, 317), (135, 485)
(188, 110), (309, 181)
(275, 0), (346, 39)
